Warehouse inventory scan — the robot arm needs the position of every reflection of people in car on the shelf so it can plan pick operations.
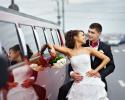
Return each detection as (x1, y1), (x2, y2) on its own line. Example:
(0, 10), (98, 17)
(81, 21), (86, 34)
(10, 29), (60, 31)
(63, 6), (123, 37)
(9, 44), (33, 65)
(8, 44), (47, 100)
(7, 44), (39, 100)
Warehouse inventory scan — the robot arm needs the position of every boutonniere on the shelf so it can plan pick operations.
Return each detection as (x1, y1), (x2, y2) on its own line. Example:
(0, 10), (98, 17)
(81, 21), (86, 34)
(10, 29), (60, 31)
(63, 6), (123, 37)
(99, 50), (104, 53)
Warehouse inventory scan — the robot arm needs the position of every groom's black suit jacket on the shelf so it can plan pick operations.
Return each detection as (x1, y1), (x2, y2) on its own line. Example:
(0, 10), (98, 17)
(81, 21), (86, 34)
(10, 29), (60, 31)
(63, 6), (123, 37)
(68, 40), (115, 90)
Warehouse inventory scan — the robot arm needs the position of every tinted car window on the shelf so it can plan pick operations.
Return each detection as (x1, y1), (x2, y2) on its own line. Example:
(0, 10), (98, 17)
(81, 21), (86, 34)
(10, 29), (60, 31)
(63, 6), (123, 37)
(35, 27), (48, 54)
(0, 21), (21, 65)
(20, 25), (38, 57)
(44, 28), (54, 44)
(51, 29), (60, 45)
(55, 29), (61, 45)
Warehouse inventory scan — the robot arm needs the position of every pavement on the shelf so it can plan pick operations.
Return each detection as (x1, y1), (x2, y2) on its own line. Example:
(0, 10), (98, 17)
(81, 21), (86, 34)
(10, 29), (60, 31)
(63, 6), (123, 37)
(107, 44), (125, 100)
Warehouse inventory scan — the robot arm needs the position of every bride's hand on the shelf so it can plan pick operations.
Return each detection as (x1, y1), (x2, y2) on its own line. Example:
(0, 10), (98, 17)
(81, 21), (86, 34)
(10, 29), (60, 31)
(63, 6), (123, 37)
(86, 69), (98, 77)
(49, 48), (56, 57)
(47, 44), (56, 57)
(93, 72), (101, 78)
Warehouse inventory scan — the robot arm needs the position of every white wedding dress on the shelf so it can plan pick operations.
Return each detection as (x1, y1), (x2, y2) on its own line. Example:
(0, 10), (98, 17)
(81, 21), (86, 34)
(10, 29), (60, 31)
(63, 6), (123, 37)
(66, 54), (109, 100)
(7, 65), (38, 100)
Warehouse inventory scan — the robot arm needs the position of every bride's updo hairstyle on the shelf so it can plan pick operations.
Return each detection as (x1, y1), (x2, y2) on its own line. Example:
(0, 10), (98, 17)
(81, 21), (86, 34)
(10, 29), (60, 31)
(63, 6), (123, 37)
(65, 30), (84, 49)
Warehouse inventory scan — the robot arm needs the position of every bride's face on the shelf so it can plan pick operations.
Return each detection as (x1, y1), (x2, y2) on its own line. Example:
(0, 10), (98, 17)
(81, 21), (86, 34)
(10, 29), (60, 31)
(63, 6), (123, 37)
(75, 32), (86, 44)
(9, 49), (20, 61)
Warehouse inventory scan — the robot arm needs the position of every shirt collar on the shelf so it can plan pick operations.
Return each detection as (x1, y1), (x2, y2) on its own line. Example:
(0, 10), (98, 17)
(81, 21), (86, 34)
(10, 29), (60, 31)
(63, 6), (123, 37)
(89, 40), (100, 48)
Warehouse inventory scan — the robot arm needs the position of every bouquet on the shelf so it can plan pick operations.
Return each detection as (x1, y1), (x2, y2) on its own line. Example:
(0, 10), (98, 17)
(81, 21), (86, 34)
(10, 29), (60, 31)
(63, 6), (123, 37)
(29, 55), (48, 72)
(49, 55), (67, 68)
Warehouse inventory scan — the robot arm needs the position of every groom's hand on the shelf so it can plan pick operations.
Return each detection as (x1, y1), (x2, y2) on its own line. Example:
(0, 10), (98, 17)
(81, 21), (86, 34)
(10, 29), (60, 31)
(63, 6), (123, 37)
(86, 70), (101, 78)
(70, 71), (83, 82)
(86, 69), (98, 77)
(93, 72), (101, 78)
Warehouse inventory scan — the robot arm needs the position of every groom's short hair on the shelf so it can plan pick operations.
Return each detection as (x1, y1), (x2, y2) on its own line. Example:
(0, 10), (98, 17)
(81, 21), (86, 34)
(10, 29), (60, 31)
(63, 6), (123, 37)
(89, 23), (102, 33)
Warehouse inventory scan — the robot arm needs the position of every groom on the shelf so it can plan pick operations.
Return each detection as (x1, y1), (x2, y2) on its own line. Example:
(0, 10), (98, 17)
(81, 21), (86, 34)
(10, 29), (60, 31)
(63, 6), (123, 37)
(58, 23), (115, 100)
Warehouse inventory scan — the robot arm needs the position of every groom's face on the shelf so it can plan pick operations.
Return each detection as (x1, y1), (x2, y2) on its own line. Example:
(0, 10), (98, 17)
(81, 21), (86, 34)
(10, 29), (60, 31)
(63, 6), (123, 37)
(87, 28), (100, 42)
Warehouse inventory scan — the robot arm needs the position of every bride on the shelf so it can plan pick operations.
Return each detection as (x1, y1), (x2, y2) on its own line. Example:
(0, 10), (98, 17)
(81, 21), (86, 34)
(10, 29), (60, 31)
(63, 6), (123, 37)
(48, 30), (110, 100)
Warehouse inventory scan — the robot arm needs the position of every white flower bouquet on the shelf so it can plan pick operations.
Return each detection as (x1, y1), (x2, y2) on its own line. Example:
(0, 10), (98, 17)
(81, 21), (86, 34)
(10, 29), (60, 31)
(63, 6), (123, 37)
(50, 56), (67, 68)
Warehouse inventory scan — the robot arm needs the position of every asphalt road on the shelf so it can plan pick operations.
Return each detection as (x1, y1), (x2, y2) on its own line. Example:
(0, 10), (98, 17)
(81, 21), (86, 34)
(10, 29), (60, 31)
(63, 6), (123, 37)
(107, 44), (125, 100)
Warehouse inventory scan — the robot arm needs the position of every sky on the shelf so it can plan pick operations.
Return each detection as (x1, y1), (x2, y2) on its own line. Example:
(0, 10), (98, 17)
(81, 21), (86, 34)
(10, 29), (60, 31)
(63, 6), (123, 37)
(0, 0), (125, 34)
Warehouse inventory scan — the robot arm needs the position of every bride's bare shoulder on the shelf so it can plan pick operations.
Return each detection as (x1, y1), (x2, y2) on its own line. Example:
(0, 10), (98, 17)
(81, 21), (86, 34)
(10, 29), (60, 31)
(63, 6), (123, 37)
(82, 47), (92, 53)
(82, 47), (91, 50)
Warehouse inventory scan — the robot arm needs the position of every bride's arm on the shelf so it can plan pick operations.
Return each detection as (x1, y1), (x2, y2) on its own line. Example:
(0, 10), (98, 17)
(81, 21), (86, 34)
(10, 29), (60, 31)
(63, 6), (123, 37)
(87, 47), (110, 75)
(47, 44), (70, 56)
